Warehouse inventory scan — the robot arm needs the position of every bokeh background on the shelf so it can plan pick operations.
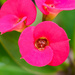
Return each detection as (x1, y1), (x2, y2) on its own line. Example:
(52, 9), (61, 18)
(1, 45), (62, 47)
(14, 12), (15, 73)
(0, 0), (75, 75)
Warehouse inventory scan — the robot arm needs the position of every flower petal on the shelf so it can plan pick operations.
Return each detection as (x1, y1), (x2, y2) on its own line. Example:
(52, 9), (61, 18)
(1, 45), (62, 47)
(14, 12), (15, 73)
(55, 0), (75, 10)
(0, 15), (27, 34)
(1, 0), (37, 25)
(35, 0), (48, 14)
(48, 40), (69, 66)
(12, 16), (27, 32)
(35, 0), (75, 14)
(0, 15), (18, 34)
(43, 3), (61, 14)
(18, 26), (53, 67)
(33, 21), (68, 43)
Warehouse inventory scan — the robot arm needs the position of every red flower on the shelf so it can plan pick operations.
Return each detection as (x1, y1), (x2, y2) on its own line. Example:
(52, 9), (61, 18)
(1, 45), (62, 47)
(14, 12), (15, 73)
(35, 0), (75, 15)
(0, 0), (37, 34)
(18, 21), (69, 67)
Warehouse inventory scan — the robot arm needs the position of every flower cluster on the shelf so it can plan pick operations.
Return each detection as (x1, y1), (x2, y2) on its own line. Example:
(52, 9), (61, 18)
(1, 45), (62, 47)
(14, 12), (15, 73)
(0, 0), (74, 67)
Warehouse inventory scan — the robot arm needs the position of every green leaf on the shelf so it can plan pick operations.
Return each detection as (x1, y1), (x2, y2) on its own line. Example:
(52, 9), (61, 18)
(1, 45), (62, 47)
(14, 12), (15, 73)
(0, 42), (33, 75)
(31, 7), (42, 26)
(0, 65), (33, 75)
(0, 0), (6, 7)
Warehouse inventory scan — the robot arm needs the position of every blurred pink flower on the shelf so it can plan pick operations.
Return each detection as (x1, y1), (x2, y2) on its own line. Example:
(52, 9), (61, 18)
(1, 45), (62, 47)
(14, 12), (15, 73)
(18, 21), (69, 67)
(35, 0), (75, 15)
(0, 0), (37, 34)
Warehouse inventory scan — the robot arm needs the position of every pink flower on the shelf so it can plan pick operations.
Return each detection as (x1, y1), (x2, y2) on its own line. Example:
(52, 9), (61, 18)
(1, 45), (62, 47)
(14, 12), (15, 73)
(0, 0), (37, 34)
(35, 0), (75, 16)
(18, 21), (69, 67)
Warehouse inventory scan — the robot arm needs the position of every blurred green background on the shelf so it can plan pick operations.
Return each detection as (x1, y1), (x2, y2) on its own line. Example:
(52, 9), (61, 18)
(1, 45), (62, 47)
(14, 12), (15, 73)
(0, 0), (75, 75)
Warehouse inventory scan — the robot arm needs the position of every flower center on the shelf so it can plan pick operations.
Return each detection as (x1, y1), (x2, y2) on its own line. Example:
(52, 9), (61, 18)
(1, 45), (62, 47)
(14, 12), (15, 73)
(15, 17), (29, 32)
(35, 37), (49, 50)
(43, 3), (55, 13)
(48, 4), (55, 8)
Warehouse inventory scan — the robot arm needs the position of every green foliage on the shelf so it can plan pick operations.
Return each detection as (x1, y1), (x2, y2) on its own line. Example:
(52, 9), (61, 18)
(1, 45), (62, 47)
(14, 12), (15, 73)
(0, 0), (6, 8)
